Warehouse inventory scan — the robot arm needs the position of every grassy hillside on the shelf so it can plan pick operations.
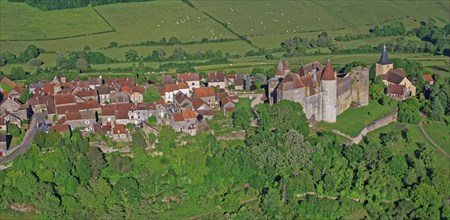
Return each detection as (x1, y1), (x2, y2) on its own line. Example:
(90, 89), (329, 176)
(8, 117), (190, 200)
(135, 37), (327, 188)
(0, 0), (112, 40)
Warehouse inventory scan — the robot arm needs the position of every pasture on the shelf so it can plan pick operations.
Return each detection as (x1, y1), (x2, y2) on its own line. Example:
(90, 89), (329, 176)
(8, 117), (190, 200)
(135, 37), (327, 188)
(0, 0), (112, 41)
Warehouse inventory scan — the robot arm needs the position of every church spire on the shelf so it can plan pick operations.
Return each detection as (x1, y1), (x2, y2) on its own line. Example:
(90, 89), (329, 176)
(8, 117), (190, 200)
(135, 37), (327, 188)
(378, 44), (391, 65)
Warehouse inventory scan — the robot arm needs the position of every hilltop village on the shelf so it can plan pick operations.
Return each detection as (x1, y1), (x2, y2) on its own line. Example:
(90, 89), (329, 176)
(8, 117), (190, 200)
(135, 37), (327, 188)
(0, 47), (418, 157)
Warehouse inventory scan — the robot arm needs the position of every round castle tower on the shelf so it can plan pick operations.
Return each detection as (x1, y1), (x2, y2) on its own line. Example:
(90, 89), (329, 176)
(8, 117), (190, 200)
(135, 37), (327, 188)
(321, 60), (337, 123)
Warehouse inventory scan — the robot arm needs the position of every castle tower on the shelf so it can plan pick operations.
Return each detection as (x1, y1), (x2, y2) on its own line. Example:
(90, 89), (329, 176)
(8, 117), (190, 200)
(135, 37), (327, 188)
(283, 60), (290, 75)
(321, 60), (337, 123)
(276, 59), (285, 78)
(375, 44), (394, 76)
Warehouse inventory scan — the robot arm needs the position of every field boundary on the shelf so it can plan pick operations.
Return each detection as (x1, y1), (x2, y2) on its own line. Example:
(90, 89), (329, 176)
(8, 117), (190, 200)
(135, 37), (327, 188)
(181, 0), (259, 49)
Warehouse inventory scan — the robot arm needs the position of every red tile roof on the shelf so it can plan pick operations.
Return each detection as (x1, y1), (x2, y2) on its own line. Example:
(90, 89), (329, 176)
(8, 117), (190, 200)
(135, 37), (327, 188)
(0, 76), (17, 89)
(182, 110), (196, 119)
(193, 87), (215, 98)
(193, 98), (209, 111)
(423, 74), (433, 82)
(387, 84), (406, 96)
(50, 125), (70, 133)
(75, 90), (98, 98)
(208, 72), (225, 82)
(177, 72), (200, 82)
(113, 124), (126, 134)
(77, 100), (102, 111)
(321, 60), (335, 81)
(54, 94), (76, 106)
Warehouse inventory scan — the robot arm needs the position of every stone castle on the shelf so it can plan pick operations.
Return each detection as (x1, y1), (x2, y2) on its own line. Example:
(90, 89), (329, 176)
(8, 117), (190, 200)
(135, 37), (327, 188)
(268, 59), (369, 123)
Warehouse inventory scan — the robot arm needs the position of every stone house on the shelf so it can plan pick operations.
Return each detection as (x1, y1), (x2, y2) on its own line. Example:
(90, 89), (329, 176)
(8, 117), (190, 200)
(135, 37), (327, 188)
(63, 110), (96, 132)
(193, 87), (216, 105)
(170, 110), (197, 136)
(163, 83), (189, 103)
(128, 102), (153, 125)
(112, 124), (129, 141)
(387, 84), (408, 101)
(220, 95), (236, 113)
(7, 86), (23, 100)
(110, 91), (130, 104)
(88, 77), (103, 89)
(174, 91), (193, 110)
(75, 90), (99, 102)
(208, 72), (226, 89)
(2, 113), (22, 128)
(192, 98), (214, 119)
(177, 72), (200, 91)
(0, 96), (21, 114)
(27, 95), (54, 113)
(54, 94), (78, 108)
(97, 86), (115, 104)
(127, 85), (145, 103)
(381, 69), (416, 99)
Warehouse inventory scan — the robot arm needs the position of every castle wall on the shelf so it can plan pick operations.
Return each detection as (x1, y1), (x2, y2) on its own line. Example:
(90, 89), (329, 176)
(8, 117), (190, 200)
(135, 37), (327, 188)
(277, 88), (305, 105)
(304, 93), (323, 121)
(351, 67), (370, 106)
(336, 76), (352, 115)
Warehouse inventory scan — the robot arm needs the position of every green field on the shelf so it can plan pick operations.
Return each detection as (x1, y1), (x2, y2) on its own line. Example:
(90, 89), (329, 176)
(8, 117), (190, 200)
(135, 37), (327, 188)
(0, 0), (112, 40)
(422, 119), (450, 155)
(317, 100), (396, 137)
(363, 122), (450, 170)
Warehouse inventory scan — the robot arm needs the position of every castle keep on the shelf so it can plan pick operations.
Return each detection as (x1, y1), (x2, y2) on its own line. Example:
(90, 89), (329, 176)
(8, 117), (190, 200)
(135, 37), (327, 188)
(268, 59), (369, 123)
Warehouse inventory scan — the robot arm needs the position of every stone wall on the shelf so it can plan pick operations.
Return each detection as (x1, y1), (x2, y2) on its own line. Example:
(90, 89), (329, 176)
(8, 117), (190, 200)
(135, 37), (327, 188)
(216, 130), (246, 141)
(352, 110), (398, 144)
(336, 76), (352, 115)
(304, 93), (323, 121)
(350, 67), (370, 107)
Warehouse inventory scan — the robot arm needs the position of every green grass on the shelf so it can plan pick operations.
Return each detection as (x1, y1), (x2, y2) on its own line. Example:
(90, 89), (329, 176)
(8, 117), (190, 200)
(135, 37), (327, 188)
(317, 100), (396, 137)
(235, 98), (252, 111)
(422, 119), (450, 155)
(363, 122), (449, 170)
(1, 82), (13, 93)
(0, 0), (112, 41)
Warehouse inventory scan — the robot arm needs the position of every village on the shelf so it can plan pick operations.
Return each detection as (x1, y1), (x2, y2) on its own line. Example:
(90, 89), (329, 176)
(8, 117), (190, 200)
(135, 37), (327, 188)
(0, 46), (426, 159)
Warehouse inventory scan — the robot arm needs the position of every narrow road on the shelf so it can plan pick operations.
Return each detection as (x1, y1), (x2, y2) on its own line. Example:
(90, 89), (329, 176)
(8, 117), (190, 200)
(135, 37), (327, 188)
(419, 114), (450, 159)
(0, 113), (46, 164)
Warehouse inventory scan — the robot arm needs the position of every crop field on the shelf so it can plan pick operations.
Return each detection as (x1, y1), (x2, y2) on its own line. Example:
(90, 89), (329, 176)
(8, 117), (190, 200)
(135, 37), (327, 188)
(0, 0), (449, 76)
(0, 0), (112, 41)
(193, 0), (449, 37)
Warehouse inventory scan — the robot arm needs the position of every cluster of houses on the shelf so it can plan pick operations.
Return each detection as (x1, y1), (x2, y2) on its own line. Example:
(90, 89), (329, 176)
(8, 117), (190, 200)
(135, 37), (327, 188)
(0, 71), (248, 156)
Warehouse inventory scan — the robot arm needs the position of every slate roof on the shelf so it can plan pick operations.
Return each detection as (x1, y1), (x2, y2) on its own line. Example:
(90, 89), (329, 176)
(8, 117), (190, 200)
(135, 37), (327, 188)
(378, 44), (391, 65)
(208, 72), (225, 82)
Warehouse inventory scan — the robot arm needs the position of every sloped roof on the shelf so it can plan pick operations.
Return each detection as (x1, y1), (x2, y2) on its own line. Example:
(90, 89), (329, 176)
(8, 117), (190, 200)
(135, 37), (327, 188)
(54, 94), (77, 105)
(182, 110), (196, 119)
(378, 44), (391, 65)
(321, 60), (335, 81)
(177, 72), (200, 82)
(423, 74), (433, 82)
(386, 69), (406, 84)
(193, 98), (209, 111)
(193, 87), (215, 98)
(208, 72), (225, 82)
(113, 124), (126, 134)
(387, 84), (406, 95)
(75, 90), (98, 98)
(278, 73), (304, 91)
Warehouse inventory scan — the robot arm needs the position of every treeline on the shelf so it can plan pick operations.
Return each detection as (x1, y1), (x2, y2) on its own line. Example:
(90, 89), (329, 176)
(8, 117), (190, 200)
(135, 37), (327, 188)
(106, 37), (238, 49)
(335, 21), (407, 41)
(8, 0), (152, 10)
(0, 45), (44, 67)
(281, 31), (332, 57)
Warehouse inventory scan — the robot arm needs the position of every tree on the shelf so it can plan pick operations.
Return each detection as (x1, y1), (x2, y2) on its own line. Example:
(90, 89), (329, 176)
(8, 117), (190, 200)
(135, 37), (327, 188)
(0, 51), (17, 66)
(172, 46), (186, 60)
(28, 58), (43, 67)
(125, 50), (139, 62)
(9, 67), (27, 80)
(429, 97), (444, 121)
(108, 41), (118, 48)
(233, 108), (252, 129)
(143, 86), (162, 102)
(76, 57), (89, 73)
(7, 123), (21, 137)
(18, 87), (31, 103)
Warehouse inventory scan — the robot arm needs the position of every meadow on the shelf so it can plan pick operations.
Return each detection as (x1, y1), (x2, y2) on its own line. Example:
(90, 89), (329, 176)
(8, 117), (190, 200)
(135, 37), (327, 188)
(0, 0), (112, 41)
(422, 119), (450, 155)
(0, 0), (449, 76)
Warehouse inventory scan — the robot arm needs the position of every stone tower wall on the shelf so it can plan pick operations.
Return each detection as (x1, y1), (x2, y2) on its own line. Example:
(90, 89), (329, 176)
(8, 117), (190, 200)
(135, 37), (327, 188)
(321, 80), (337, 123)
(375, 63), (393, 76)
(336, 76), (352, 115)
(351, 67), (370, 106)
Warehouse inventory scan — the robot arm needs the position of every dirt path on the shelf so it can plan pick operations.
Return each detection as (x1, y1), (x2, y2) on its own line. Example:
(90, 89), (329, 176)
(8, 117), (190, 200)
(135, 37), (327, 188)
(419, 114), (450, 158)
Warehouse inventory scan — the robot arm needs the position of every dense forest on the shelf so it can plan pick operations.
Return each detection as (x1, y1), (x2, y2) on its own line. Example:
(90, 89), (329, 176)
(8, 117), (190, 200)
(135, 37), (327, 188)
(7, 0), (152, 10)
(0, 98), (449, 219)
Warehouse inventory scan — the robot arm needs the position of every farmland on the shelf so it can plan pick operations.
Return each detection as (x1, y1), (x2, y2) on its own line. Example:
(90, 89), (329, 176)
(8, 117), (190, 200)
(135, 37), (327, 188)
(0, 0), (449, 75)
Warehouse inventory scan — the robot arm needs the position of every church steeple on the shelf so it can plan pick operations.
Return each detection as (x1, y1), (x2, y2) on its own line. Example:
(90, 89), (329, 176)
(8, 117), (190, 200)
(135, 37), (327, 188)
(378, 44), (391, 65)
